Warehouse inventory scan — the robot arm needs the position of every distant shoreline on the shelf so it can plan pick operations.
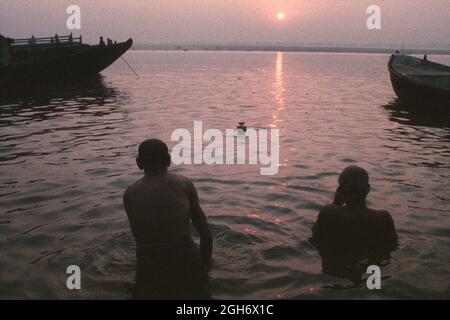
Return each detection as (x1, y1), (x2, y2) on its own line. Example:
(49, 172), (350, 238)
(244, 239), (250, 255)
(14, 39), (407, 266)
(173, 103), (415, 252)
(132, 44), (450, 55)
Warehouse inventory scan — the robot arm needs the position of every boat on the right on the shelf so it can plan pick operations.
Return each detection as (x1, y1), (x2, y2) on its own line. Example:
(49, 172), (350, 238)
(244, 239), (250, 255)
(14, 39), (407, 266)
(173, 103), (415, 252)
(388, 54), (450, 107)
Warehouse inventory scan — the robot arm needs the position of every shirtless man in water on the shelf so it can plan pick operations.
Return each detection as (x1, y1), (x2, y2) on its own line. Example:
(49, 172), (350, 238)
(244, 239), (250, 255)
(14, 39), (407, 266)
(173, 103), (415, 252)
(123, 139), (213, 299)
(310, 165), (398, 280)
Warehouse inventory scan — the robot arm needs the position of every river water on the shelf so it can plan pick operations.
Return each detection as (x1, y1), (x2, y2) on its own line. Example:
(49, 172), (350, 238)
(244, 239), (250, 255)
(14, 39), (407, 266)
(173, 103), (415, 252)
(0, 51), (449, 299)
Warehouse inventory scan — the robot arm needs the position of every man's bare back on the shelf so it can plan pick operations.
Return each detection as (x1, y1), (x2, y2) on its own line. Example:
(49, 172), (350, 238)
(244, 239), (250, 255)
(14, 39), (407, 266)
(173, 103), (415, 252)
(124, 173), (195, 247)
(311, 204), (398, 261)
(123, 139), (212, 299)
(310, 166), (398, 280)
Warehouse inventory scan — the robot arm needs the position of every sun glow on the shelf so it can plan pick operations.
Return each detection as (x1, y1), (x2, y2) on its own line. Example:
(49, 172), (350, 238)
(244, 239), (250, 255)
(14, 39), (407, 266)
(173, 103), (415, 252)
(277, 12), (285, 20)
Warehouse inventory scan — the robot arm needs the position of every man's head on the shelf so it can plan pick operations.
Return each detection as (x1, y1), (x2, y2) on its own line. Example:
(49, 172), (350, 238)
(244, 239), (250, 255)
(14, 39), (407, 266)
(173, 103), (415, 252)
(136, 139), (171, 173)
(338, 165), (370, 205)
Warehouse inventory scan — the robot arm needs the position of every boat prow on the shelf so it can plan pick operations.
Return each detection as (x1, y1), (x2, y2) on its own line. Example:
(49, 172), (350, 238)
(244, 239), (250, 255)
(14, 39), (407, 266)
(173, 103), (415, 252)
(388, 54), (450, 108)
(83, 38), (133, 75)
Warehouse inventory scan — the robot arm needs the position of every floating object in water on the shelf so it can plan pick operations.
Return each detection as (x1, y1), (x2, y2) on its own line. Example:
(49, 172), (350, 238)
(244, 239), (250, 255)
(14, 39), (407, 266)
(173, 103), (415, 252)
(388, 54), (450, 107)
(237, 122), (247, 133)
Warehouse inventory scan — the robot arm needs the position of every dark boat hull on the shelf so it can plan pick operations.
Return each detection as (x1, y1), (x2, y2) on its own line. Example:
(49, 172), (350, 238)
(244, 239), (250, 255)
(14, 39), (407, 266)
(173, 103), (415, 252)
(388, 55), (450, 107)
(0, 38), (132, 88)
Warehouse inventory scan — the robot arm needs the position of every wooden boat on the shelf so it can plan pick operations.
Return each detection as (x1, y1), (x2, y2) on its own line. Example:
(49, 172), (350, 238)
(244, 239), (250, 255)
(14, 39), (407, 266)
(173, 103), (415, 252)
(388, 54), (450, 106)
(0, 34), (132, 89)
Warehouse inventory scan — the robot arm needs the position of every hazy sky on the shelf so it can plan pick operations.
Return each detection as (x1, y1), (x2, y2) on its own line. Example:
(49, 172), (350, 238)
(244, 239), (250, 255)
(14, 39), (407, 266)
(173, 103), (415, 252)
(1, 0), (449, 48)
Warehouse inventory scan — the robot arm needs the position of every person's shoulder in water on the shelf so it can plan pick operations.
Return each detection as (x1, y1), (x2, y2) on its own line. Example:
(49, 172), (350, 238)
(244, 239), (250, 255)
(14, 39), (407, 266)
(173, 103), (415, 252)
(316, 205), (396, 237)
(365, 207), (398, 250)
(166, 172), (196, 200)
(366, 207), (394, 224)
(123, 177), (143, 198)
(317, 203), (344, 217)
(318, 204), (394, 223)
(123, 172), (196, 215)
(168, 172), (194, 185)
(311, 165), (398, 250)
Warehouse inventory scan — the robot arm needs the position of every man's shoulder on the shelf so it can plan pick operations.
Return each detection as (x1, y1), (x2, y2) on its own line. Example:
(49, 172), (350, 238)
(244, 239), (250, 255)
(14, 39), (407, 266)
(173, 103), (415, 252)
(367, 209), (396, 231)
(320, 204), (345, 214)
(123, 179), (143, 200)
(318, 204), (345, 220)
(368, 208), (393, 221)
(168, 172), (193, 187)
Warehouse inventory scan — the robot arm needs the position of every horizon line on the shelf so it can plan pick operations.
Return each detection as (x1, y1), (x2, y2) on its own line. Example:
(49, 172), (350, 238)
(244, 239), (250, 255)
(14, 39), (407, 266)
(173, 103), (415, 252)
(131, 44), (450, 55)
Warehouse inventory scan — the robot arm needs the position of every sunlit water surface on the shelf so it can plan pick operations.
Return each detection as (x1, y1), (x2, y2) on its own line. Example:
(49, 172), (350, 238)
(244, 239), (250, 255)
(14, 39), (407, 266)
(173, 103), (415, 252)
(1, 51), (449, 299)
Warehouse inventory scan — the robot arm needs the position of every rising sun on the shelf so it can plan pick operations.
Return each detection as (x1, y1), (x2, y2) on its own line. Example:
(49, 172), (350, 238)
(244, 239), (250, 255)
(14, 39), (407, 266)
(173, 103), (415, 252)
(277, 12), (285, 20)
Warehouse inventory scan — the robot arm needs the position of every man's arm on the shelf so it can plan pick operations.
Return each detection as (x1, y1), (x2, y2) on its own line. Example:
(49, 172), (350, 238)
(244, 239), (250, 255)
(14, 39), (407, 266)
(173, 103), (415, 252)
(310, 206), (336, 259)
(123, 187), (135, 220)
(381, 211), (398, 251)
(187, 180), (213, 269)
(310, 186), (342, 247)
(123, 189), (137, 239)
(310, 207), (327, 248)
(333, 186), (344, 206)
